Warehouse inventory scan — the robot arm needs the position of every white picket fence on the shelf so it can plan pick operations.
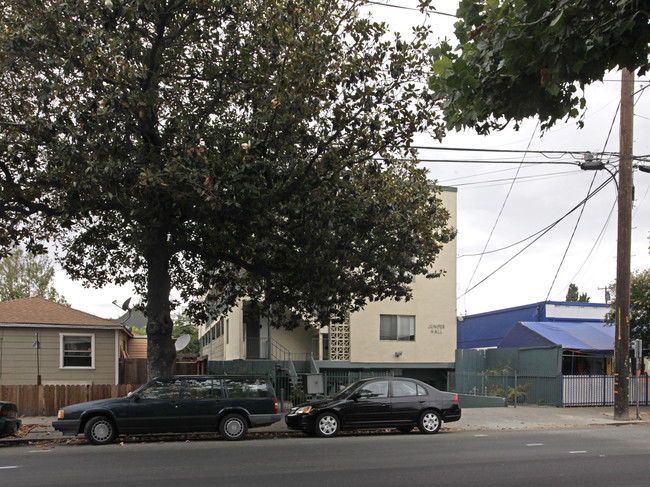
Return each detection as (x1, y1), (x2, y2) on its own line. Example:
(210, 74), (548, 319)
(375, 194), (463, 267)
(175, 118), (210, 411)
(562, 375), (649, 406)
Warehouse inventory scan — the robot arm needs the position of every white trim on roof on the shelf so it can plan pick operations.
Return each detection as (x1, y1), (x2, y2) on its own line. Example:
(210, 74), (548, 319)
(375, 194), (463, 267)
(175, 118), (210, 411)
(0, 322), (124, 330)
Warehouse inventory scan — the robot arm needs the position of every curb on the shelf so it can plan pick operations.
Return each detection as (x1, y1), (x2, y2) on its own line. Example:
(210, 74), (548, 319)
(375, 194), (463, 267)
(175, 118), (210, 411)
(3, 421), (648, 446)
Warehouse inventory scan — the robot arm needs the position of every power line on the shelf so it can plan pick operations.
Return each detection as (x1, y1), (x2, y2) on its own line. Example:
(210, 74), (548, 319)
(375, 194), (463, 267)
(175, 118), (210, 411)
(545, 170), (599, 301)
(457, 173), (617, 300)
(413, 145), (610, 157)
(561, 93), (627, 296)
(364, 0), (457, 17)
(458, 174), (617, 259)
(417, 158), (580, 165)
(462, 122), (539, 311)
(562, 196), (617, 294)
(445, 169), (582, 189)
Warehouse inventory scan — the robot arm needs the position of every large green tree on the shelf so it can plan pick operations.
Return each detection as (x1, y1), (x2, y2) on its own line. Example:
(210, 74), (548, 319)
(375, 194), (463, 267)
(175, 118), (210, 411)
(429, 0), (650, 133)
(607, 269), (650, 344)
(0, 249), (69, 304)
(0, 0), (455, 379)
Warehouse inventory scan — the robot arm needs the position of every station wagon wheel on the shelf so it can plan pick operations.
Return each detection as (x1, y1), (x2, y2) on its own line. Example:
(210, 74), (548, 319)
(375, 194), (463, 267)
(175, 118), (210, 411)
(315, 412), (340, 438)
(219, 413), (248, 441)
(84, 416), (116, 445)
(418, 410), (441, 434)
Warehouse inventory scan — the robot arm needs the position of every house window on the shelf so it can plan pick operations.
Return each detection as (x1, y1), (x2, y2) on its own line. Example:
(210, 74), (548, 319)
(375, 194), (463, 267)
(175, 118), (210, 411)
(380, 315), (415, 341)
(60, 334), (95, 368)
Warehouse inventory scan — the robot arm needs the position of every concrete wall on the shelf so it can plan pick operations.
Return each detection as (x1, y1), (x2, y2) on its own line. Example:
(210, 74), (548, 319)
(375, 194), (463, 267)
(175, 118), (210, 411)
(270, 326), (318, 356)
(0, 327), (120, 385)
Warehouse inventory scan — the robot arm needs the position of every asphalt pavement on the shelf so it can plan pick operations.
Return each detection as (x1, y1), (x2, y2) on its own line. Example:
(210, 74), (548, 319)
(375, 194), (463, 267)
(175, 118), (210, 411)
(2, 404), (648, 445)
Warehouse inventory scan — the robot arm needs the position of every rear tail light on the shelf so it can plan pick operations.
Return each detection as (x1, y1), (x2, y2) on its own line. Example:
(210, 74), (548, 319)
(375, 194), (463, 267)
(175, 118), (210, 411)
(274, 398), (278, 414)
(454, 393), (459, 403)
(0, 409), (6, 417)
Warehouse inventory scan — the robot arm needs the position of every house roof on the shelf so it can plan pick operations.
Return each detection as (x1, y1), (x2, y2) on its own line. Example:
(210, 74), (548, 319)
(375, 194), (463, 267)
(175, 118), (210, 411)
(498, 321), (614, 352)
(0, 297), (124, 328)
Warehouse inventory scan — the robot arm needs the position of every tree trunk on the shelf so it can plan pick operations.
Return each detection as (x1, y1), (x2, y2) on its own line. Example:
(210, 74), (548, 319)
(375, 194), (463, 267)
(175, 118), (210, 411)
(145, 236), (176, 381)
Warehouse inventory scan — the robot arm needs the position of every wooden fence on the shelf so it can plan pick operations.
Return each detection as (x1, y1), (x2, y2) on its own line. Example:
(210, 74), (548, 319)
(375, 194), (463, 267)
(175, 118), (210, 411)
(120, 356), (207, 384)
(0, 384), (143, 416)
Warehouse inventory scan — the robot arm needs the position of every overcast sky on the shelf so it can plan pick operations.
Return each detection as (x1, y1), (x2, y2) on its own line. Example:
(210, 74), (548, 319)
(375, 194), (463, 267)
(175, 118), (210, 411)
(53, 1), (650, 319)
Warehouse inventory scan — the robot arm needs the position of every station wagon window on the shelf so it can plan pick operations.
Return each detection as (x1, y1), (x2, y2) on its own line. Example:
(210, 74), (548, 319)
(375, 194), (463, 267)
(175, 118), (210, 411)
(380, 315), (415, 341)
(356, 380), (389, 399)
(224, 378), (270, 398)
(183, 378), (223, 399)
(139, 379), (182, 400)
(60, 333), (95, 368)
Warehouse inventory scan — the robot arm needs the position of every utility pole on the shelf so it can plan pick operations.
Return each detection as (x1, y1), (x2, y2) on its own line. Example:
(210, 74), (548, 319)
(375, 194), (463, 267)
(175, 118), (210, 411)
(614, 67), (634, 421)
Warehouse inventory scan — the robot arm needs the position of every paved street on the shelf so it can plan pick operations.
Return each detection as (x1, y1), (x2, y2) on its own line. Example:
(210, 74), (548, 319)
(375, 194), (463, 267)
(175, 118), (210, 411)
(1, 424), (649, 486)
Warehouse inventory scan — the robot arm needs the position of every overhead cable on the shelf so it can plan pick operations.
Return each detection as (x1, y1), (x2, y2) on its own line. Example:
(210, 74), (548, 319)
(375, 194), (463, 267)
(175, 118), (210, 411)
(457, 173), (617, 300)
(462, 122), (539, 311)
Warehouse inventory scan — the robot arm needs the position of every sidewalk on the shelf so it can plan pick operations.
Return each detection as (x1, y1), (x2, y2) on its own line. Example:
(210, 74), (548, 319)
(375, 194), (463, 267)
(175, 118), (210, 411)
(3, 405), (648, 445)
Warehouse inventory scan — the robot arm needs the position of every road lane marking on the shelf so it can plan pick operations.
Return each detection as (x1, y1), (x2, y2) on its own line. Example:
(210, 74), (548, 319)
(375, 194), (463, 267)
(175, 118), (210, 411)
(569, 451), (587, 454)
(0, 466), (20, 470)
(474, 434), (489, 437)
(526, 443), (544, 447)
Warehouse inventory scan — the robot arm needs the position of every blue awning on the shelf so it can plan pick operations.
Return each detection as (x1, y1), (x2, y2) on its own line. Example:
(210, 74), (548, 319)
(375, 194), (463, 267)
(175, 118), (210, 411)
(497, 321), (614, 351)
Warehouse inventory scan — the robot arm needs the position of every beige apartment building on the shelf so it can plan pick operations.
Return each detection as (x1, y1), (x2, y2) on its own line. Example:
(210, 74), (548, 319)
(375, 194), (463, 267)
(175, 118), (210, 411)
(199, 187), (457, 389)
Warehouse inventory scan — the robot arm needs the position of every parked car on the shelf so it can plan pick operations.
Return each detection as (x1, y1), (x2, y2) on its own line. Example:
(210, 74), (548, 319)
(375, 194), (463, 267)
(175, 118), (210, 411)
(286, 377), (461, 437)
(0, 401), (22, 438)
(53, 375), (280, 445)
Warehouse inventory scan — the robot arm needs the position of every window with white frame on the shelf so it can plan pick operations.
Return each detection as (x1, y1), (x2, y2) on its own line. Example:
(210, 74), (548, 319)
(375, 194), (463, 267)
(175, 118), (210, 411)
(60, 333), (95, 368)
(379, 315), (415, 341)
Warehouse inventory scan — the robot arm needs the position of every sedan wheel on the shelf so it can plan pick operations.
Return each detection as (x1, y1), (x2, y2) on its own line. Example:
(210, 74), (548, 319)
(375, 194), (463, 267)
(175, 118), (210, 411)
(315, 412), (340, 438)
(418, 410), (441, 434)
(219, 413), (248, 441)
(84, 416), (116, 445)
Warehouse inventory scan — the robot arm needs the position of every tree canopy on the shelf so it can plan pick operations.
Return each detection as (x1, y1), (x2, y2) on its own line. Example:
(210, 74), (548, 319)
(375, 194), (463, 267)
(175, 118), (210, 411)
(429, 0), (650, 133)
(0, 249), (69, 304)
(1, 0), (455, 379)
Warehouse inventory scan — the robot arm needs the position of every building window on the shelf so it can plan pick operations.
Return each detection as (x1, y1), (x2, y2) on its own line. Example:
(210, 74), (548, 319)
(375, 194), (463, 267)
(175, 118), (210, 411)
(380, 315), (415, 341)
(60, 333), (95, 368)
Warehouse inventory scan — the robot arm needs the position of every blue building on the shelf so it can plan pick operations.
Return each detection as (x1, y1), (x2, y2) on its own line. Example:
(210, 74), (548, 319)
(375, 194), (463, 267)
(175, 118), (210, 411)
(457, 301), (613, 375)
(457, 301), (610, 349)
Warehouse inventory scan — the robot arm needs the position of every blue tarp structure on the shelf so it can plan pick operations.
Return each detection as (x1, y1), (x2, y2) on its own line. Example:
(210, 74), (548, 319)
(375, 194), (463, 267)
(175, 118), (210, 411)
(498, 321), (614, 352)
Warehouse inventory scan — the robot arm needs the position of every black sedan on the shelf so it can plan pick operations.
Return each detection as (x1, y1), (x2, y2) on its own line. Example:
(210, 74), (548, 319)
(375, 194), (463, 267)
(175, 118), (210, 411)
(0, 401), (22, 438)
(286, 377), (460, 437)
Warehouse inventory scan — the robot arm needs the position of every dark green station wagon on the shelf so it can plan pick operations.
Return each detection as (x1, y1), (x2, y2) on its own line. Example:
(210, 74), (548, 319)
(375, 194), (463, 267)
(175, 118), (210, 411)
(53, 375), (280, 444)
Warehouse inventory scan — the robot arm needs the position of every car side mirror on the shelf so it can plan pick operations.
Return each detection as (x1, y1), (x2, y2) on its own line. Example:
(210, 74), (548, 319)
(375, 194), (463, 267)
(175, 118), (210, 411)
(350, 392), (360, 402)
(129, 392), (141, 402)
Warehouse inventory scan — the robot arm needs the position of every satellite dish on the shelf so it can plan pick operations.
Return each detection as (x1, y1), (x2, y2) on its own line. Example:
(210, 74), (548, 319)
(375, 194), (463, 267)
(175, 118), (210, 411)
(121, 297), (132, 311)
(174, 334), (191, 351)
